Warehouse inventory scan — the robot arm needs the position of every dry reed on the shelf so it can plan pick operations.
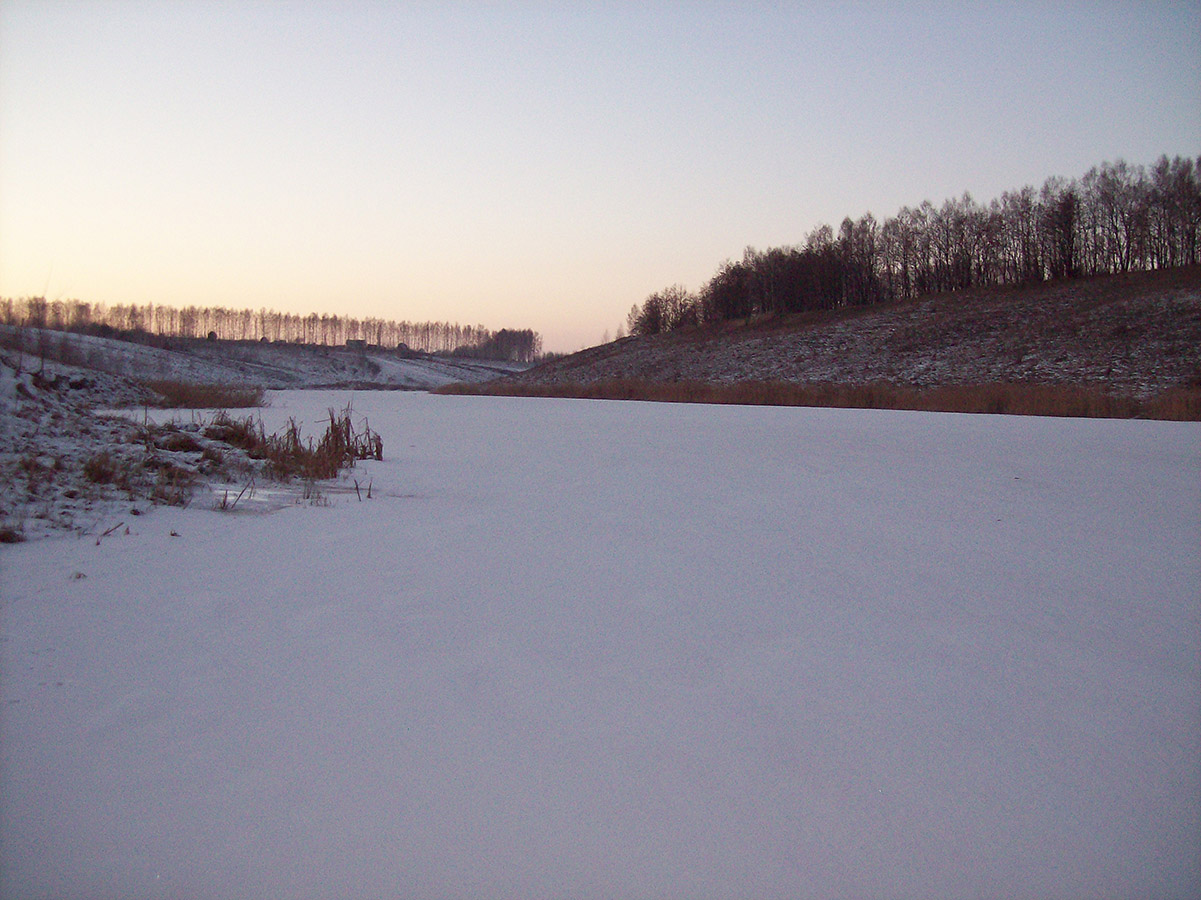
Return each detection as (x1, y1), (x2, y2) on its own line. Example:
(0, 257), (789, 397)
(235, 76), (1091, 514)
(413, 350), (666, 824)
(203, 404), (383, 483)
(143, 380), (266, 409)
(438, 379), (1201, 421)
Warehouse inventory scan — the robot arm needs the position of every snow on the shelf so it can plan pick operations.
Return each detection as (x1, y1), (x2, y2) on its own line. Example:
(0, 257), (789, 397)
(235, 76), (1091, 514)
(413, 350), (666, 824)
(0, 323), (529, 391)
(2, 392), (1199, 899)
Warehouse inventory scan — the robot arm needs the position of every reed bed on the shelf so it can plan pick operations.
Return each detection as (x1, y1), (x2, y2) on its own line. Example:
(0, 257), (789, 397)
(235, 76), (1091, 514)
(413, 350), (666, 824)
(203, 404), (383, 482)
(143, 379), (266, 409)
(438, 379), (1201, 421)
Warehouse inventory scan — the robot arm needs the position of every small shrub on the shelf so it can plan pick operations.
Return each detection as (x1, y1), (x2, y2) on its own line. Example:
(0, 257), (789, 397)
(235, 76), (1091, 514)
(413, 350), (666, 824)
(0, 524), (25, 544)
(83, 452), (119, 484)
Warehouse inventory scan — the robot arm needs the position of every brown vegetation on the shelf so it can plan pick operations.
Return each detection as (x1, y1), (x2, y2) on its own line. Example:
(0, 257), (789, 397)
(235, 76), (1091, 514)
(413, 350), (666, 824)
(263, 407), (384, 481)
(143, 379), (266, 409)
(441, 378), (1201, 421)
(82, 451), (122, 485)
(2, 365), (389, 539)
(202, 405), (383, 483)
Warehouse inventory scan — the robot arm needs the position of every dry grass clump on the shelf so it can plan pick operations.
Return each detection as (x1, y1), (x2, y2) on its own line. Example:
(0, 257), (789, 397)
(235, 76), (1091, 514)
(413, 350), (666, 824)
(149, 465), (196, 506)
(267, 406), (384, 481)
(202, 404), (383, 482)
(143, 379), (266, 409)
(203, 413), (267, 456)
(82, 451), (122, 485)
(440, 378), (1201, 421)
(155, 431), (204, 453)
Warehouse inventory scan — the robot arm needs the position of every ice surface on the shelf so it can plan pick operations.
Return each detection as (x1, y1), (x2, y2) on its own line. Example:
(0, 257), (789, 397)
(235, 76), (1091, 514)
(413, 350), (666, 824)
(2, 393), (1198, 899)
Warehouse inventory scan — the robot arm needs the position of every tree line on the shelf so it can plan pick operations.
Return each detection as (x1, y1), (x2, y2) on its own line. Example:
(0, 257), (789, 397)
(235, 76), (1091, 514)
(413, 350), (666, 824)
(628, 154), (1201, 335)
(448, 328), (542, 362)
(0, 298), (542, 362)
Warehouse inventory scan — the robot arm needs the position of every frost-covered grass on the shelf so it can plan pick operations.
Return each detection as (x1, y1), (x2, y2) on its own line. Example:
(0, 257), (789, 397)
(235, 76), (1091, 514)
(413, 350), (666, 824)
(2, 392), (1198, 899)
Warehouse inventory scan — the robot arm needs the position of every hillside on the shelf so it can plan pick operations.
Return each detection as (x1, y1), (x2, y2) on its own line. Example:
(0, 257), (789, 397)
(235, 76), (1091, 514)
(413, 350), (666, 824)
(0, 325), (529, 401)
(514, 267), (1201, 399)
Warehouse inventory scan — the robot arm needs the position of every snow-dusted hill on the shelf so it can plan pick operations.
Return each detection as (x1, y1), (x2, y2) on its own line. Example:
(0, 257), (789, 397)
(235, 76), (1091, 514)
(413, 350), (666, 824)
(0, 324), (529, 392)
(515, 266), (1201, 398)
(2, 391), (1199, 899)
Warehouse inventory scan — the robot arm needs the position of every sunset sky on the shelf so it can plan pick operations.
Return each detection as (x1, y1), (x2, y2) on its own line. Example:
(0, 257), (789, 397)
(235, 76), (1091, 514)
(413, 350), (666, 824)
(2, 2), (1198, 352)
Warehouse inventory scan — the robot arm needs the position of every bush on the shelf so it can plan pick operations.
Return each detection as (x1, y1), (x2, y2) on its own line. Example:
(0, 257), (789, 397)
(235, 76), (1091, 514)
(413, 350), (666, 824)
(83, 452), (119, 484)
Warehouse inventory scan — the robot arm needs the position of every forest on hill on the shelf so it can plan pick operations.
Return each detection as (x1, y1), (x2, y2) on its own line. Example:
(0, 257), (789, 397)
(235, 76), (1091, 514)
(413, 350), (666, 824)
(627, 154), (1201, 336)
(0, 297), (542, 363)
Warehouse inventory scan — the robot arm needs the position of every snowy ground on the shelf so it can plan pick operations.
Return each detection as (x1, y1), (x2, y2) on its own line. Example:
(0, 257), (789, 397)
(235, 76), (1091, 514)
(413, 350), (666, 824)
(2, 392), (1199, 899)
(1, 324), (529, 391)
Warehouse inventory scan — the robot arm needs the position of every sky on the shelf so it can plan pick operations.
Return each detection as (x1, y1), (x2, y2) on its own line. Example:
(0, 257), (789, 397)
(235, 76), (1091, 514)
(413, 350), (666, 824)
(1, 2), (1199, 352)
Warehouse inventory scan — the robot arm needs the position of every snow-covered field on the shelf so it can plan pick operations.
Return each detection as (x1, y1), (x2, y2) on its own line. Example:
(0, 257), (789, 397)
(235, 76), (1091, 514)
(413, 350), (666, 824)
(2, 392), (1198, 899)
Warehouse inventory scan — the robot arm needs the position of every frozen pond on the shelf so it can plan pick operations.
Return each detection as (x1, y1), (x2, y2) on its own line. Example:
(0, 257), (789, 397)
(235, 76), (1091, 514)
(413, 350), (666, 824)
(3, 392), (1199, 899)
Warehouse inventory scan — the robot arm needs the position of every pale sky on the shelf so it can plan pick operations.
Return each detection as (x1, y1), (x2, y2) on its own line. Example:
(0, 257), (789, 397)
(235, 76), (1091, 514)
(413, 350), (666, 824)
(2, 2), (1198, 352)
